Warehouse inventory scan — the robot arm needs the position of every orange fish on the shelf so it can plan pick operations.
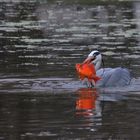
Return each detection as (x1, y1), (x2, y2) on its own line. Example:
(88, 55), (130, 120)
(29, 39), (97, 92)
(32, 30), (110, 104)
(75, 63), (101, 83)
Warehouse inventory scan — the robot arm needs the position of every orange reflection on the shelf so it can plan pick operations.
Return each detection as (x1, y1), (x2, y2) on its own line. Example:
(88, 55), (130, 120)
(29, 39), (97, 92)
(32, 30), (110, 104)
(76, 88), (98, 116)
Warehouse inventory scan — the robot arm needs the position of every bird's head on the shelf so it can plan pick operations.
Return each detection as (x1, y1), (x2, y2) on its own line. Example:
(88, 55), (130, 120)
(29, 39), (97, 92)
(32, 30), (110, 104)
(83, 50), (102, 71)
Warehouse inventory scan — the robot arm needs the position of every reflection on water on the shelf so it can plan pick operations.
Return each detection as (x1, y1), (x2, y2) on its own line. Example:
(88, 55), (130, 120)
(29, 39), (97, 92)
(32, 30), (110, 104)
(0, 0), (140, 139)
(0, 88), (140, 139)
(76, 88), (99, 117)
(75, 88), (102, 132)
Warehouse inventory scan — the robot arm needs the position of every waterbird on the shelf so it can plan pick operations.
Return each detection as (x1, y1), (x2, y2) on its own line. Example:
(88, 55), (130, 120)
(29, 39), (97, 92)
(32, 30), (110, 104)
(82, 50), (131, 87)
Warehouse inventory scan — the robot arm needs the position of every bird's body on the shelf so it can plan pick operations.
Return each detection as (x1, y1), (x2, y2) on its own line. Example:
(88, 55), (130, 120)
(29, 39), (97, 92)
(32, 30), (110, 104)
(96, 67), (131, 87)
(82, 50), (131, 87)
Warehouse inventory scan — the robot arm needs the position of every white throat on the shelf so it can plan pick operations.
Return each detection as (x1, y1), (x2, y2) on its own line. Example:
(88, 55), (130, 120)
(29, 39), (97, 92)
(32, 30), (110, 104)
(92, 54), (102, 71)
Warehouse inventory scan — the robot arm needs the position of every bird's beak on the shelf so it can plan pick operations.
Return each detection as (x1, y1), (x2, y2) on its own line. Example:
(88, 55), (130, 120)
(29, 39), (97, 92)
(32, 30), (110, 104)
(83, 56), (95, 64)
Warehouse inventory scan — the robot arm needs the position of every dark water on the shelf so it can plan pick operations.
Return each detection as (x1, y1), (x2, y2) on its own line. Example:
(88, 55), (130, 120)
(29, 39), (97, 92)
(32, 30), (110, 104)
(0, 0), (140, 139)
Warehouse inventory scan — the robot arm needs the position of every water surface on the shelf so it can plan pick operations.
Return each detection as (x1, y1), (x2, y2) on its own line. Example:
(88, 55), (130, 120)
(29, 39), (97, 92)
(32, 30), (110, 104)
(0, 0), (140, 139)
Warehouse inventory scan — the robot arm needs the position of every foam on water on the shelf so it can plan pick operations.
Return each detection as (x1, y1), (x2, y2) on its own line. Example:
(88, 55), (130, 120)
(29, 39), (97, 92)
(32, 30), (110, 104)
(0, 77), (140, 95)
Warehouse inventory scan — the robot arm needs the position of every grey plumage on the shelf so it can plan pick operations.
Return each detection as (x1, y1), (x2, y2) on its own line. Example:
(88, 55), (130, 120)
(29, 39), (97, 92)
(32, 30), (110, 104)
(96, 67), (131, 87)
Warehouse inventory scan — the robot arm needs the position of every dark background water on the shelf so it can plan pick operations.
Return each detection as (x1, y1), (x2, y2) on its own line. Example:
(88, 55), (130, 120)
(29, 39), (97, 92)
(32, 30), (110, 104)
(0, 0), (140, 140)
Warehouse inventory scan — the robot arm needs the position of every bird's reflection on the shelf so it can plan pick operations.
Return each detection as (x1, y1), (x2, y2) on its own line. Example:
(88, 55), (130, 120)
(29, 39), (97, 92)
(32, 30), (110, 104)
(76, 88), (100, 117)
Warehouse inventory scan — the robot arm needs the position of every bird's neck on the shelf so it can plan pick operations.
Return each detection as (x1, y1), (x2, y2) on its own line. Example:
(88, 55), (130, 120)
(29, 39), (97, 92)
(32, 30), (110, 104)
(95, 60), (102, 71)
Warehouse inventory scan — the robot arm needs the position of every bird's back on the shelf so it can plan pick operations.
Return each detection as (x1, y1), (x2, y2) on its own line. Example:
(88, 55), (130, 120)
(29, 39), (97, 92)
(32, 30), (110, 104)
(96, 67), (131, 87)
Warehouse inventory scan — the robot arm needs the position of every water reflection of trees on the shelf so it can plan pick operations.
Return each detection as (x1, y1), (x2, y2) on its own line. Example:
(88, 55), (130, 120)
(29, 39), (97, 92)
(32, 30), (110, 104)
(0, 1), (37, 21)
(0, 1), (140, 77)
(0, 1), (44, 76)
